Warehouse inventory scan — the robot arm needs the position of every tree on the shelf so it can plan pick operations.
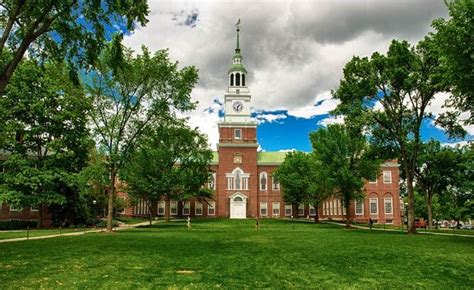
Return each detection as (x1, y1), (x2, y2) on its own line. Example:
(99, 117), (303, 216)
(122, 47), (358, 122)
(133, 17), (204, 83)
(310, 124), (381, 227)
(86, 42), (198, 232)
(432, 0), (474, 126)
(332, 39), (463, 234)
(122, 118), (213, 225)
(0, 0), (149, 94)
(274, 151), (331, 223)
(414, 140), (461, 228)
(0, 59), (91, 227)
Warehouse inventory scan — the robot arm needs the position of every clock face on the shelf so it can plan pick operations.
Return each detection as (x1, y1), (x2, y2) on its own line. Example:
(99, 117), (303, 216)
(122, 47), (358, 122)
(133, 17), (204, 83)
(233, 101), (244, 112)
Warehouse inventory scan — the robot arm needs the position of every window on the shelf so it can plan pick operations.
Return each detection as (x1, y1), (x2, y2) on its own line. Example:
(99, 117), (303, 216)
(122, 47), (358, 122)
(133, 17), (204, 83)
(384, 197), (393, 214)
(227, 168), (250, 190)
(9, 205), (21, 212)
(234, 129), (242, 139)
(272, 175), (280, 191)
(208, 172), (216, 190)
(298, 204), (305, 216)
(208, 201), (215, 216)
(370, 198), (378, 214)
(195, 202), (203, 215)
(242, 74), (246, 86)
(383, 171), (392, 183)
(355, 201), (364, 215)
(285, 204), (292, 217)
(386, 219), (393, 224)
(272, 202), (280, 217)
(309, 205), (316, 216)
(157, 201), (165, 215)
(227, 177), (234, 190)
(259, 172), (267, 191)
(30, 204), (39, 212)
(183, 201), (190, 215)
(170, 201), (178, 216)
(260, 202), (268, 217)
(236, 73), (241, 86)
(230, 73), (234, 86)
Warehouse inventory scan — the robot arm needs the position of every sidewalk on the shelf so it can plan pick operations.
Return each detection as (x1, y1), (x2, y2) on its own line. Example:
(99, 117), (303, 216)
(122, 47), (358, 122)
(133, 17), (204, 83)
(326, 222), (474, 238)
(0, 220), (157, 244)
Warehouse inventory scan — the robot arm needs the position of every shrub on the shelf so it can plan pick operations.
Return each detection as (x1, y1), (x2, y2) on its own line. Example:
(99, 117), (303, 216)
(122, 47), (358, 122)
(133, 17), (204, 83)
(0, 220), (38, 230)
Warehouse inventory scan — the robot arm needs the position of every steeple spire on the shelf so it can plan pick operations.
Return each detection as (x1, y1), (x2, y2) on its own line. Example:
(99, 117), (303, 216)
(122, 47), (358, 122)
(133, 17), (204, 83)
(235, 18), (241, 53)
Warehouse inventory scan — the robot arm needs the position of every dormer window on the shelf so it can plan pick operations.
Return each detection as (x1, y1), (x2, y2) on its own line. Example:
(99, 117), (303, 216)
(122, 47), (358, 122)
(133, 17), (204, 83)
(234, 129), (242, 139)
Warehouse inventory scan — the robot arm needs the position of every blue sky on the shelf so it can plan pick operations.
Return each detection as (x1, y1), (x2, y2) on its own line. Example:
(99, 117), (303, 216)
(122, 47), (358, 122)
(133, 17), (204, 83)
(111, 1), (472, 152)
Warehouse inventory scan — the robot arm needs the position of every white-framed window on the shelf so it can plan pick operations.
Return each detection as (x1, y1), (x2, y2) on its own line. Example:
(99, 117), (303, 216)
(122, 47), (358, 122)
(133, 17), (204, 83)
(170, 201), (178, 216)
(383, 171), (392, 183)
(369, 173), (377, 184)
(355, 201), (364, 215)
(195, 201), (203, 215)
(30, 204), (39, 212)
(370, 198), (378, 215)
(182, 201), (190, 215)
(227, 177), (234, 190)
(9, 205), (21, 212)
(386, 219), (393, 224)
(285, 204), (292, 217)
(157, 201), (165, 215)
(260, 202), (268, 217)
(272, 202), (280, 217)
(208, 201), (215, 216)
(272, 175), (280, 191)
(259, 171), (268, 191)
(309, 205), (316, 216)
(208, 172), (216, 190)
(384, 197), (393, 214)
(298, 204), (305, 216)
(234, 129), (242, 139)
(226, 168), (250, 190)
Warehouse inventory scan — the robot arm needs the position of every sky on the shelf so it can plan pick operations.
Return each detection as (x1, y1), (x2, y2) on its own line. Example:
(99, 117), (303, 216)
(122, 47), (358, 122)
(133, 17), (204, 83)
(122, 0), (472, 152)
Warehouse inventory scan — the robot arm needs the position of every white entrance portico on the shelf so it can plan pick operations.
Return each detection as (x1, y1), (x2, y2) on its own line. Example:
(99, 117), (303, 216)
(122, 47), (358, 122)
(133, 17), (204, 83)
(229, 192), (247, 219)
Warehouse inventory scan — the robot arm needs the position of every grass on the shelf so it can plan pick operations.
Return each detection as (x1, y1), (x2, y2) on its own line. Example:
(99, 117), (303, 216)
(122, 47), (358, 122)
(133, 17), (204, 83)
(115, 216), (150, 225)
(354, 222), (474, 236)
(0, 219), (473, 288)
(0, 228), (93, 240)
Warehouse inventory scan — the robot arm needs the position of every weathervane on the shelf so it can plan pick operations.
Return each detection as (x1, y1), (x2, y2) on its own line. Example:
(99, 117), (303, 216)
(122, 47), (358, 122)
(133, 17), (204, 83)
(235, 19), (241, 51)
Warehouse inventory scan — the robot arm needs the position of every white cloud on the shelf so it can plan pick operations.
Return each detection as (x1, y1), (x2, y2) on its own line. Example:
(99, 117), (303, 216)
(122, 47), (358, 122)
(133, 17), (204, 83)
(278, 149), (297, 152)
(317, 115), (345, 127)
(254, 112), (287, 124)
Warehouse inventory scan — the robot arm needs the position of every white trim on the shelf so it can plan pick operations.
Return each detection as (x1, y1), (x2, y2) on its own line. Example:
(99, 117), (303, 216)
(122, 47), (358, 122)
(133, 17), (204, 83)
(195, 201), (203, 216)
(355, 201), (364, 215)
(309, 205), (316, 216)
(9, 205), (21, 212)
(284, 204), (292, 217)
(383, 171), (392, 184)
(234, 128), (242, 140)
(369, 198), (378, 215)
(260, 202), (268, 217)
(170, 201), (178, 216)
(30, 204), (39, 212)
(272, 175), (280, 191)
(208, 201), (216, 216)
(157, 201), (165, 215)
(384, 197), (393, 215)
(298, 204), (305, 216)
(259, 171), (268, 191)
(272, 202), (280, 217)
(182, 201), (190, 215)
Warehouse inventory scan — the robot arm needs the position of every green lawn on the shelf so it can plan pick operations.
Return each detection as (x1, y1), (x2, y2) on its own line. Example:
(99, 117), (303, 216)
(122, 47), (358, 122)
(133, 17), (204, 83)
(0, 219), (473, 288)
(0, 228), (94, 240)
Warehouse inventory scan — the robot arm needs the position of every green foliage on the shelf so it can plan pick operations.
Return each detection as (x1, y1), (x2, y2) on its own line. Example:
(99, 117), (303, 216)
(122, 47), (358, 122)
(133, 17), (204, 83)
(86, 42), (199, 230)
(0, 0), (149, 93)
(0, 59), (92, 223)
(432, 0), (474, 125)
(122, 118), (213, 218)
(310, 124), (381, 225)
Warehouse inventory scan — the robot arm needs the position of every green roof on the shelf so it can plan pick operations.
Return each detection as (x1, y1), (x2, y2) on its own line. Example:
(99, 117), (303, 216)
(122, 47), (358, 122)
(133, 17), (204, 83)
(228, 63), (248, 74)
(257, 152), (287, 164)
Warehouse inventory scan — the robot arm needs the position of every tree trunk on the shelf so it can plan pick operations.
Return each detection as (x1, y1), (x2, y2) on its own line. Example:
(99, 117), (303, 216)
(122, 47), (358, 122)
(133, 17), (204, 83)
(426, 192), (433, 229)
(38, 203), (44, 229)
(165, 196), (171, 222)
(406, 172), (417, 234)
(106, 166), (117, 233)
(313, 203), (319, 223)
(292, 203), (298, 219)
(345, 202), (351, 228)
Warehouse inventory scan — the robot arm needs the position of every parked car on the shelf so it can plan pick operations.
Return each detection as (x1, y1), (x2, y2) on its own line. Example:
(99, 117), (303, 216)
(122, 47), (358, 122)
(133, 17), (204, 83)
(462, 224), (472, 230)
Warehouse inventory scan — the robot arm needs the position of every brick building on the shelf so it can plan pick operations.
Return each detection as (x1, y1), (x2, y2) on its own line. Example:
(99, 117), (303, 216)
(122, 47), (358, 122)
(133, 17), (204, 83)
(123, 24), (402, 226)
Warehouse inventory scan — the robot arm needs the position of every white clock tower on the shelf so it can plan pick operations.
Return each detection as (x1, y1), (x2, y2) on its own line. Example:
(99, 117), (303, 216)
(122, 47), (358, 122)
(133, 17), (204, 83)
(223, 20), (252, 123)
